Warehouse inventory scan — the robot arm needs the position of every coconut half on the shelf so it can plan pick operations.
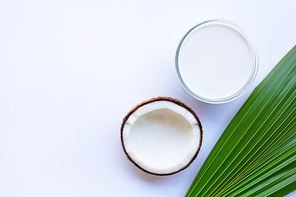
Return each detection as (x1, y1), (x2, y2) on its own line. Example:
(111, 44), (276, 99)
(120, 97), (202, 176)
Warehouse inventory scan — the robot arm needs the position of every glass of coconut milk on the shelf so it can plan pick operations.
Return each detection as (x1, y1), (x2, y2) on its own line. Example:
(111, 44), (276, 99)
(175, 19), (258, 104)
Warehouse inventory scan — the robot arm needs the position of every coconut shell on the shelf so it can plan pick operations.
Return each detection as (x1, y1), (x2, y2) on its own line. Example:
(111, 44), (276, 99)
(120, 97), (203, 176)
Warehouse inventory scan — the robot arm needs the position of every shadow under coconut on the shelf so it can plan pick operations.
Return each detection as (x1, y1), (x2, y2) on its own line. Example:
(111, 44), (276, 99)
(122, 156), (171, 183)
(121, 148), (196, 187)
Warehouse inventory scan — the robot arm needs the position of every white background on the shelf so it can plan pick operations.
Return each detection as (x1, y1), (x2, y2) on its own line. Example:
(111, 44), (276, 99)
(0, 0), (295, 196)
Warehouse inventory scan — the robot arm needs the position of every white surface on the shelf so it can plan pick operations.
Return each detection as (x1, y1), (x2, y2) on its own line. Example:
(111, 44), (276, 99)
(123, 101), (200, 174)
(0, 0), (295, 197)
(178, 21), (253, 100)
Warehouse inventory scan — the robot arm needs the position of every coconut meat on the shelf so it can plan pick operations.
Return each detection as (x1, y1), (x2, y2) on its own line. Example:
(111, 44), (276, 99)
(122, 101), (201, 174)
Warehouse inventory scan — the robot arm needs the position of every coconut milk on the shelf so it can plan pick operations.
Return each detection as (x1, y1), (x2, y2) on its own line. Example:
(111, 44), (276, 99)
(178, 23), (254, 101)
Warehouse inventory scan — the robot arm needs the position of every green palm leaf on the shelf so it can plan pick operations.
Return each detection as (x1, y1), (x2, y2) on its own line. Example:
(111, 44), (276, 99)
(185, 45), (296, 197)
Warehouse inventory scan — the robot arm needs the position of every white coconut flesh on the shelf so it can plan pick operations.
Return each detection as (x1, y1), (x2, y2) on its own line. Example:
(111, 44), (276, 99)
(122, 100), (201, 175)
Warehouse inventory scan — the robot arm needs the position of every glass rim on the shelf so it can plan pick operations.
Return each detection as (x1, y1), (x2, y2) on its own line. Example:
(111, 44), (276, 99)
(175, 18), (259, 104)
